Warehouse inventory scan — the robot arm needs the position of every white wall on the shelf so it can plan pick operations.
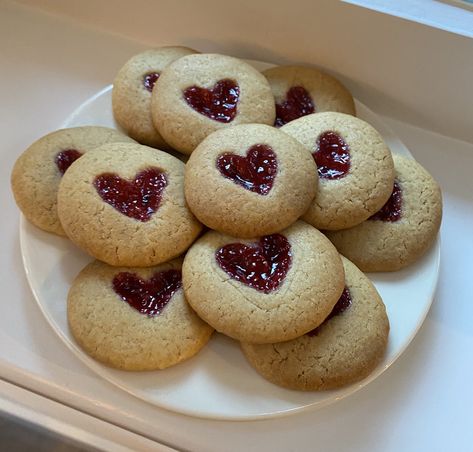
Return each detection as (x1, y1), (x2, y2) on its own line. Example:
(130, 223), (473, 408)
(12, 0), (473, 143)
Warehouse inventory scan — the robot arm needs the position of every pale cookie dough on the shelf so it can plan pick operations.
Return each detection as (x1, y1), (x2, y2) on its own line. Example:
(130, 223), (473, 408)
(241, 256), (389, 391)
(182, 221), (345, 344)
(68, 258), (213, 371)
(263, 65), (356, 127)
(112, 46), (197, 148)
(185, 123), (317, 238)
(57, 142), (202, 266)
(151, 53), (276, 154)
(325, 154), (442, 271)
(11, 126), (134, 236)
(281, 112), (395, 230)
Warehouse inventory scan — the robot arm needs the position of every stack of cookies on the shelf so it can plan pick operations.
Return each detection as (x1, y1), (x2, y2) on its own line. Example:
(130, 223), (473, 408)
(10, 46), (442, 391)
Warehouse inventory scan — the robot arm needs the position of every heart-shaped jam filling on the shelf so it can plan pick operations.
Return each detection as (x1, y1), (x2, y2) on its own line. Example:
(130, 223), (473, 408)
(183, 79), (239, 123)
(55, 149), (83, 175)
(312, 131), (350, 179)
(370, 180), (402, 222)
(275, 86), (315, 127)
(307, 287), (352, 337)
(94, 168), (167, 222)
(143, 72), (160, 92)
(216, 144), (277, 195)
(113, 269), (182, 316)
(215, 234), (292, 293)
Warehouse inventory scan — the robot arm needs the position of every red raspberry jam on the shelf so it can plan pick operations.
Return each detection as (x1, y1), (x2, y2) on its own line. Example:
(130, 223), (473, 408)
(143, 72), (160, 92)
(112, 270), (182, 317)
(94, 168), (167, 222)
(307, 287), (352, 337)
(184, 79), (239, 123)
(370, 180), (402, 222)
(55, 149), (83, 175)
(275, 86), (315, 127)
(313, 131), (350, 179)
(217, 144), (277, 195)
(215, 234), (292, 293)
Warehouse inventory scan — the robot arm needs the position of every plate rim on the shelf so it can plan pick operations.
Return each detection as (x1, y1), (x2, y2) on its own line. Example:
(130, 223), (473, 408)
(20, 213), (440, 420)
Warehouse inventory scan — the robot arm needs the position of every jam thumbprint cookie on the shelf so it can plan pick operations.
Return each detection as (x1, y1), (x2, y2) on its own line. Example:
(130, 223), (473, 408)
(241, 256), (389, 390)
(68, 258), (213, 370)
(151, 53), (276, 155)
(185, 123), (317, 237)
(281, 112), (395, 230)
(182, 221), (344, 344)
(57, 142), (202, 266)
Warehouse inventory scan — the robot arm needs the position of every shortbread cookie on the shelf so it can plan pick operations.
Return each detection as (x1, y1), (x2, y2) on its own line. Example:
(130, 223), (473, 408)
(68, 259), (213, 370)
(151, 53), (276, 154)
(11, 127), (134, 235)
(263, 65), (356, 127)
(57, 142), (202, 266)
(281, 112), (395, 230)
(241, 256), (389, 390)
(325, 155), (442, 271)
(112, 46), (197, 148)
(185, 124), (317, 237)
(182, 221), (344, 344)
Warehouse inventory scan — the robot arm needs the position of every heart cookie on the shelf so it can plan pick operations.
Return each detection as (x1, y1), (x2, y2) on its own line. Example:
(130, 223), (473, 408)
(151, 53), (275, 154)
(241, 256), (389, 390)
(182, 221), (345, 344)
(185, 124), (317, 237)
(68, 258), (213, 370)
(57, 142), (202, 266)
(281, 112), (395, 230)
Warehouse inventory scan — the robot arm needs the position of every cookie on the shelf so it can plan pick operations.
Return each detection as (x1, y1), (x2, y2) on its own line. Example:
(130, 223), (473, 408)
(325, 154), (442, 271)
(11, 127), (135, 236)
(182, 221), (345, 344)
(281, 112), (395, 230)
(57, 142), (202, 266)
(112, 46), (197, 148)
(263, 65), (356, 127)
(241, 256), (389, 390)
(68, 258), (213, 371)
(185, 124), (317, 238)
(151, 53), (276, 155)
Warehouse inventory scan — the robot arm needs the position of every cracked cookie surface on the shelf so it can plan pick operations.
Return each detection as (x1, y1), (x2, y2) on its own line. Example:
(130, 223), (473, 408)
(112, 46), (197, 148)
(185, 123), (317, 237)
(241, 256), (389, 390)
(11, 126), (134, 235)
(151, 53), (276, 155)
(57, 142), (202, 266)
(281, 112), (395, 230)
(68, 258), (213, 370)
(182, 221), (344, 344)
(325, 154), (442, 271)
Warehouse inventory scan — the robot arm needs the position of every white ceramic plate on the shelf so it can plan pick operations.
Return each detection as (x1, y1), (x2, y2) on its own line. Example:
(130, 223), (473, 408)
(20, 61), (440, 420)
